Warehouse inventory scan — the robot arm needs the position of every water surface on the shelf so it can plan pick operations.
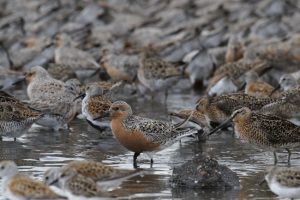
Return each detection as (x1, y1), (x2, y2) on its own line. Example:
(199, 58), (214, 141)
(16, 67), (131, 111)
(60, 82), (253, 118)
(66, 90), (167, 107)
(0, 85), (294, 200)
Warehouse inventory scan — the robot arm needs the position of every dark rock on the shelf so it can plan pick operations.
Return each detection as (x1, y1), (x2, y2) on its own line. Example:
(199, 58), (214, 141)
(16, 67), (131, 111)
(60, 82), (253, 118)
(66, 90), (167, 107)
(170, 154), (240, 189)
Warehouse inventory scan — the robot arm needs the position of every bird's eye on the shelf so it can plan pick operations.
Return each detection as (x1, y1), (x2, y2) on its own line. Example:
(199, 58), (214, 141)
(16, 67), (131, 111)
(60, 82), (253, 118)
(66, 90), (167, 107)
(45, 176), (49, 180)
(60, 173), (66, 178)
(1, 166), (5, 170)
(114, 107), (119, 111)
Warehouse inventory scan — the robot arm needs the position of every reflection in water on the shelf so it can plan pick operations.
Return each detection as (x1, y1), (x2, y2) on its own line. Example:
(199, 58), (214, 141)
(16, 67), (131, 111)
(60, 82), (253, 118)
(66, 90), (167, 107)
(0, 88), (293, 199)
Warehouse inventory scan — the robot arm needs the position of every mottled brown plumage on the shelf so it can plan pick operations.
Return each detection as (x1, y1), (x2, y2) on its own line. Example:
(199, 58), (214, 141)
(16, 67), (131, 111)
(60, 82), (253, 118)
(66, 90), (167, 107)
(196, 93), (275, 127)
(244, 71), (275, 98)
(0, 91), (42, 139)
(207, 59), (271, 95)
(138, 50), (184, 99)
(209, 107), (300, 164)
(0, 161), (59, 200)
(82, 85), (112, 130)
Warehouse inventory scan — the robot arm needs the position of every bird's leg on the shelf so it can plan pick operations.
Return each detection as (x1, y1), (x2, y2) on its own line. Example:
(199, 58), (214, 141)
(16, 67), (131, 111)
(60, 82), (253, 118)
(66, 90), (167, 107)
(286, 148), (292, 166)
(164, 89), (168, 105)
(14, 137), (16, 142)
(146, 153), (154, 168)
(273, 151), (277, 165)
(133, 152), (140, 168)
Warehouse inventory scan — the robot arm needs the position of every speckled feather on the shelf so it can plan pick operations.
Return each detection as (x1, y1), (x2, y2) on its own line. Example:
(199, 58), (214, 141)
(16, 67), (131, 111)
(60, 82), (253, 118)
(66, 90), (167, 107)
(268, 167), (300, 187)
(123, 115), (194, 144)
(233, 109), (300, 148)
(64, 173), (104, 197)
(86, 96), (111, 118)
(7, 174), (59, 199)
(141, 57), (182, 79)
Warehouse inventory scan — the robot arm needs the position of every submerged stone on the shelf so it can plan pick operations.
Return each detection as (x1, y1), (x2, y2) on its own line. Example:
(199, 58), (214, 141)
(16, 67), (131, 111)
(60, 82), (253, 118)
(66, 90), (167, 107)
(170, 154), (239, 189)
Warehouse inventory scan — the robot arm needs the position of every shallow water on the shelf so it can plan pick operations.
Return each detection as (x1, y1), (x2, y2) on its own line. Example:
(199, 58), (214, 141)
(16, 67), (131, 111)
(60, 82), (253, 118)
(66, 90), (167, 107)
(0, 85), (296, 200)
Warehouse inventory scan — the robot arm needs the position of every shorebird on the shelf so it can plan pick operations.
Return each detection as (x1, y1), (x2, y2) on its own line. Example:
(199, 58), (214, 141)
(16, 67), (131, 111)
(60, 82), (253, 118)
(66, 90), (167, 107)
(101, 101), (197, 167)
(261, 90), (300, 125)
(100, 49), (139, 82)
(207, 60), (270, 96)
(225, 35), (244, 63)
(0, 160), (60, 200)
(47, 63), (76, 81)
(244, 71), (275, 98)
(44, 160), (144, 191)
(208, 107), (300, 165)
(25, 66), (66, 101)
(264, 166), (300, 199)
(28, 78), (80, 131)
(169, 109), (209, 141)
(54, 33), (101, 81)
(0, 91), (42, 140)
(49, 168), (114, 200)
(80, 84), (112, 131)
(270, 73), (300, 95)
(137, 49), (184, 101)
(196, 93), (275, 128)
(29, 97), (77, 131)
(86, 81), (122, 98)
(169, 109), (208, 131)
(25, 67), (80, 130)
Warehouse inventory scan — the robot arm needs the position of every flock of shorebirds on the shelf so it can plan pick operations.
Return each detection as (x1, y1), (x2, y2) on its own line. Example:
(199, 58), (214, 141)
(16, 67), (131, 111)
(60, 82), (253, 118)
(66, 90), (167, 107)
(1, 35), (300, 199)
(1, 0), (300, 199)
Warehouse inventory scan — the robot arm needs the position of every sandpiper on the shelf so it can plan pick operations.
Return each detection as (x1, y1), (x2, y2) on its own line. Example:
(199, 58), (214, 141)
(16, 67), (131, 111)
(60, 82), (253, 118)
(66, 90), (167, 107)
(0, 160), (60, 200)
(47, 63), (76, 81)
(26, 67), (80, 130)
(137, 49), (184, 101)
(208, 107), (300, 165)
(169, 109), (209, 141)
(28, 78), (80, 131)
(100, 49), (139, 82)
(264, 166), (300, 199)
(44, 160), (143, 191)
(55, 33), (101, 81)
(102, 101), (197, 167)
(244, 71), (275, 98)
(29, 96), (77, 131)
(169, 109), (209, 131)
(270, 73), (300, 95)
(81, 85), (112, 131)
(261, 91), (300, 125)
(207, 60), (270, 96)
(225, 35), (244, 63)
(86, 81), (122, 98)
(25, 66), (66, 101)
(0, 91), (42, 140)
(50, 168), (114, 200)
(196, 93), (275, 128)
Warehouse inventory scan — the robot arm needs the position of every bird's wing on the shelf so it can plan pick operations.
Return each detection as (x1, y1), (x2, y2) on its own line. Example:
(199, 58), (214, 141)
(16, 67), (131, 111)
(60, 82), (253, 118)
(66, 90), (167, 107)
(252, 113), (300, 144)
(275, 169), (300, 187)
(8, 175), (57, 198)
(143, 58), (182, 79)
(87, 96), (111, 118)
(124, 115), (173, 143)
(67, 175), (103, 197)
(0, 103), (40, 122)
